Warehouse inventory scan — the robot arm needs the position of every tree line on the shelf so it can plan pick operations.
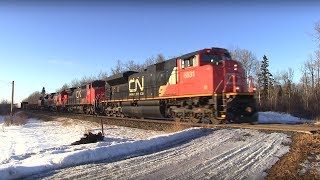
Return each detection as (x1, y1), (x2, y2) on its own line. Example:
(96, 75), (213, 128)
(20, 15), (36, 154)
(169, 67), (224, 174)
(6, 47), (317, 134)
(22, 54), (165, 104)
(0, 100), (10, 115)
(231, 22), (320, 120)
(22, 22), (320, 120)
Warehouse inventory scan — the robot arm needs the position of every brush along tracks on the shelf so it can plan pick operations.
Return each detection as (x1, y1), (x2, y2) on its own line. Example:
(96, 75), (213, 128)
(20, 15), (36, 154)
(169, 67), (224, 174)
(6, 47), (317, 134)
(25, 111), (320, 134)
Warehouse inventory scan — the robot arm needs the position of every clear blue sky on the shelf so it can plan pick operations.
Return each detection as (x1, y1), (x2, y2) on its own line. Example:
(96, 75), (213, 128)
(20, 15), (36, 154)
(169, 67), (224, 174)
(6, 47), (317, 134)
(0, 1), (319, 103)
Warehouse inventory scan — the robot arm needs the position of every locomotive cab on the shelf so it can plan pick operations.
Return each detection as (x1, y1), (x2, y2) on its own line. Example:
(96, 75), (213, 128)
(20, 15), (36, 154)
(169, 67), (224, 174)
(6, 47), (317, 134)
(175, 48), (257, 123)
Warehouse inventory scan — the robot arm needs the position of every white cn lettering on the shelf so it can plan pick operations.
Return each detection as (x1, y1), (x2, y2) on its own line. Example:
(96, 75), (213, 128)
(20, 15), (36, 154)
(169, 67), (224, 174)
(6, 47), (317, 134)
(76, 90), (81, 98)
(129, 76), (144, 93)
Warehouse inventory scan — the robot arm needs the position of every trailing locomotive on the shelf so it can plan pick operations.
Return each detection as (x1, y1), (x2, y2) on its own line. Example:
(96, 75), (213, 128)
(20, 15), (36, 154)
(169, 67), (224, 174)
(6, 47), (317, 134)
(24, 47), (258, 123)
(35, 80), (106, 114)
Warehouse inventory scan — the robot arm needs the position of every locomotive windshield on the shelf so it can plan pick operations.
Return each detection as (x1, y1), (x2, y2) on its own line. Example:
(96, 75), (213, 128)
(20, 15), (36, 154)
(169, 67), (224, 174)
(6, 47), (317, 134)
(222, 53), (232, 60)
(201, 53), (232, 63)
(201, 54), (221, 63)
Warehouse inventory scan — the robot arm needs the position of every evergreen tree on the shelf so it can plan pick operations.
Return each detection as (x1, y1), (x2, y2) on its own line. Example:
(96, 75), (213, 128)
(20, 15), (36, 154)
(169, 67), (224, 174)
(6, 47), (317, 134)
(258, 55), (274, 102)
(41, 87), (46, 96)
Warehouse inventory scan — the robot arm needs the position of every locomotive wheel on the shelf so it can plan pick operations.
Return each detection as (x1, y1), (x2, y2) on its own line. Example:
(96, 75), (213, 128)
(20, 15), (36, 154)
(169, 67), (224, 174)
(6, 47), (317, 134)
(190, 113), (201, 123)
(84, 108), (89, 115)
(174, 117), (182, 122)
(190, 117), (201, 123)
(210, 118), (221, 124)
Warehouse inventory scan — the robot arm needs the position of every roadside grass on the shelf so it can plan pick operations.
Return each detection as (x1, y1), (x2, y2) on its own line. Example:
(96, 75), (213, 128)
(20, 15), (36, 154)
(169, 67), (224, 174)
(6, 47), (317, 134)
(164, 120), (185, 133)
(266, 133), (320, 179)
(3, 112), (29, 126)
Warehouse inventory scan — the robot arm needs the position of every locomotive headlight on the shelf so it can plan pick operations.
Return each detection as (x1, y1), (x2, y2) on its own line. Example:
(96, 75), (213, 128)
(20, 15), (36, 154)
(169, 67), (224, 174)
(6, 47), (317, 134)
(236, 86), (240, 90)
(234, 68), (238, 71)
(245, 106), (253, 113)
(234, 64), (238, 67)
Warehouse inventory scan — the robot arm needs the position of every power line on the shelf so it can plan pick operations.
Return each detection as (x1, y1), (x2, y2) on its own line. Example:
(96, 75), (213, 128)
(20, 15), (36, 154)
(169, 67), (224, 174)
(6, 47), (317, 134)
(0, 79), (11, 83)
(0, 80), (12, 86)
(0, 80), (14, 102)
(0, 84), (11, 88)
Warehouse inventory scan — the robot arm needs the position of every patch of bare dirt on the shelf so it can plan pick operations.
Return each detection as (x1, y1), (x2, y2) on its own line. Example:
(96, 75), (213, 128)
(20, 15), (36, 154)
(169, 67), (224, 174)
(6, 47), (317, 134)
(266, 133), (320, 179)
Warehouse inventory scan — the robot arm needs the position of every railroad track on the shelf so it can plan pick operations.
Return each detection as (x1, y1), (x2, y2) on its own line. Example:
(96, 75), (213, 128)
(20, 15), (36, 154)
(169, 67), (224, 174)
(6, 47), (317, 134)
(25, 111), (320, 134)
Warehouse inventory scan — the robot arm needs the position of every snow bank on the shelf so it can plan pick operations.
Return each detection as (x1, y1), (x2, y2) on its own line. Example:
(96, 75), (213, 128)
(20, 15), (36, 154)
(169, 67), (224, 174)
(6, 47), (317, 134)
(0, 118), (98, 164)
(258, 112), (311, 124)
(0, 128), (207, 180)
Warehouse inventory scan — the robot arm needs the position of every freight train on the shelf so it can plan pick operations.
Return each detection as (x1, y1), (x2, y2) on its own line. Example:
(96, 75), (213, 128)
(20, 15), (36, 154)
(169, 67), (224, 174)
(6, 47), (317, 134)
(22, 47), (258, 123)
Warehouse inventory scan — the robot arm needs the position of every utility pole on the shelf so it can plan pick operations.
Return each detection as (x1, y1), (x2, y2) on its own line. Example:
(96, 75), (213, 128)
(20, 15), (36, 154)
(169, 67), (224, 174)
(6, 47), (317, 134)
(10, 81), (14, 123)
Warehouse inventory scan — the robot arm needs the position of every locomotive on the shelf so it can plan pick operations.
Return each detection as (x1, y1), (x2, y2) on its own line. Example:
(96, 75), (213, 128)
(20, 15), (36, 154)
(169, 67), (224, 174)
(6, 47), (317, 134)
(23, 47), (258, 123)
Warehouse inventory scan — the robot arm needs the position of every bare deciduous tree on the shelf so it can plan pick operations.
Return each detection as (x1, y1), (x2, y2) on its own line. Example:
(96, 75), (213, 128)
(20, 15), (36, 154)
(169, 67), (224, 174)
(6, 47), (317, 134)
(230, 48), (259, 80)
(315, 21), (320, 43)
(110, 54), (167, 75)
(0, 99), (10, 115)
(23, 91), (41, 104)
(97, 71), (108, 80)
(230, 48), (262, 107)
(111, 60), (126, 75)
(143, 53), (166, 68)
(56, 83), (69, 92)
(125, 60), (143, 72)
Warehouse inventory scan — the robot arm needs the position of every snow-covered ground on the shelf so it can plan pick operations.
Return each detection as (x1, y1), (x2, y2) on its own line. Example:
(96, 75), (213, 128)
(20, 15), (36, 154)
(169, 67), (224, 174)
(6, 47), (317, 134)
(0, 117), (164, 179)
(258, 111), (311, 124)
(34, 129), (291, 180)
(0, 112), (312, 179)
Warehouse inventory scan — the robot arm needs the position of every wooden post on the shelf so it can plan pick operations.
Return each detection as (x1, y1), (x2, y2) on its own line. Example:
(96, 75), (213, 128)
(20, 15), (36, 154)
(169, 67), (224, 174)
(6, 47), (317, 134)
(100, 118), (104, 135)
(10, 81), (14, 115)
(10, 81), (14, 124)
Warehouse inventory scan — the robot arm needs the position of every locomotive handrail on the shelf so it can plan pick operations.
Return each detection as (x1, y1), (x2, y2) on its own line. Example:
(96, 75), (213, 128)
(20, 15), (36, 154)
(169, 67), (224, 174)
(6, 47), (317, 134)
(214, 74), (234, 93)
(214, 80), (224, 93)
(223, 74), (235, 93)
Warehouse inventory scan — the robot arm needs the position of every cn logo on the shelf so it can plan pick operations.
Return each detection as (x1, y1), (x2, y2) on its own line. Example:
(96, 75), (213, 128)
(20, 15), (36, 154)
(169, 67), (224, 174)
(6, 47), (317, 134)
(76, 90), (81, 98)
(129, 76), (144, 93)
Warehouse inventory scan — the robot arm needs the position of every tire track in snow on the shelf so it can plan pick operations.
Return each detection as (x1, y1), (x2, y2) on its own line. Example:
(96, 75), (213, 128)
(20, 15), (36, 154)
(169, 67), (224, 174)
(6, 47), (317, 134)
(213, 134), (278, 179)
(173, 130), (267, 179)
(93, 130), (229, 179)
(130, 131), (235, 179)
(189, 132), (289, 180)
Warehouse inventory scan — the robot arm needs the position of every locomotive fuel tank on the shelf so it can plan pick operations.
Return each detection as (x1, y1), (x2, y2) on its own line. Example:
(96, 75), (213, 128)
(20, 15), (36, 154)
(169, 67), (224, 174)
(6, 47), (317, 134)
(121, 100), (166, 118)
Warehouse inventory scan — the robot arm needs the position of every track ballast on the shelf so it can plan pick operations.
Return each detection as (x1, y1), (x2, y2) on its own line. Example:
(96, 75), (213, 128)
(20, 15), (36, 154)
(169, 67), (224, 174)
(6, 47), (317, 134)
(25, 111), (320, 134)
